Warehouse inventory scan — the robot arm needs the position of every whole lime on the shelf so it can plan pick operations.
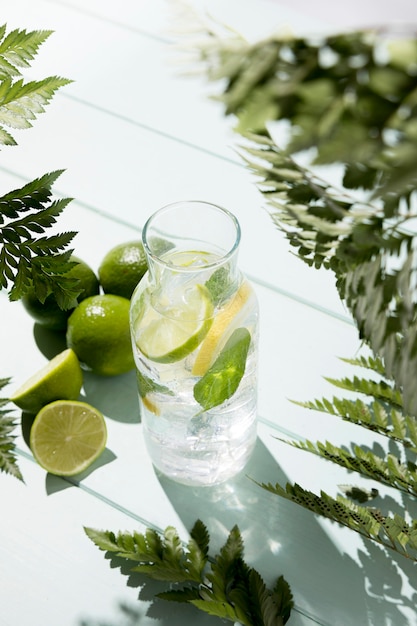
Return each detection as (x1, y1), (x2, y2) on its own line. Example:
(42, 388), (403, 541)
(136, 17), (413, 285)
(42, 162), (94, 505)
(66, 294), (135, 376)
(21, 256), (100, 331)
(98, 240), (148, 299)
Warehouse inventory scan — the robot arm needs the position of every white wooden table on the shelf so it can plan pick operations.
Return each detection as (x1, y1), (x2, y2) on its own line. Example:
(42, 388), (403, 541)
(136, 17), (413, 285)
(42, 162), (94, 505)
(1, 1), (416, 625)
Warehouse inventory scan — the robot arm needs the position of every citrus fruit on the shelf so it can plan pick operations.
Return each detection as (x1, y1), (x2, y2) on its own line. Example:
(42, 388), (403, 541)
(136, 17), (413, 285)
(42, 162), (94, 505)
(10, 348), (83, 415)
(192, 280), (253, 376)
(30, 399), (107, 476)
(66, 294), (135, 376)
(21, 256), (100, 331)
(134, 284), (214, 364)
(98, 241), (148, 299)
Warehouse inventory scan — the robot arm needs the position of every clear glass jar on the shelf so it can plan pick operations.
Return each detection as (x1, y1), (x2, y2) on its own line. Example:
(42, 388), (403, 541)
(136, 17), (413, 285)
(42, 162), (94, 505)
(130, 201), (259, 485)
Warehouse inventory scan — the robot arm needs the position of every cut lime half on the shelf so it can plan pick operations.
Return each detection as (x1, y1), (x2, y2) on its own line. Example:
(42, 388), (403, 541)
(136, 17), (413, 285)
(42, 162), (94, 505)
(30, 400), (107, 476)
(134, 284), (213, 363)
(10, 348), (83, 414)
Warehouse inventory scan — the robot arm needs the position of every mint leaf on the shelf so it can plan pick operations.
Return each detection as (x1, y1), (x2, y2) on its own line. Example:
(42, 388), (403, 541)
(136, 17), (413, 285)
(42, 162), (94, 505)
(193, 327), (251, 411)
(205, 267), (233, 305)
(136, 370), (173, 398)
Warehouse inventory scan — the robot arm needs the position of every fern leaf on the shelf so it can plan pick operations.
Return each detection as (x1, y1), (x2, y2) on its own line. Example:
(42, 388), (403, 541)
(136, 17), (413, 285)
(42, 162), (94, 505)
(0, 171), (80, 307)
(191, 598), (247, 623)
(339, 354), (387, 376)
(324, 375), (403, 408)
(206, 524), (244, 601)
(9, 197), (73, 236)
(0, 75), (71, 136)
(85, 522), (293, 625)
(284, 438), (417, 497)
(0, 27), (53, 76)
(259, 481), (417, 559)
(0, 378), (22, 481)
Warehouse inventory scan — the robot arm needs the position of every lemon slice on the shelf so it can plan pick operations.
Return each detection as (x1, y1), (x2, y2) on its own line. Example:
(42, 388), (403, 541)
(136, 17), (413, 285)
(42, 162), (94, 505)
(10, 348), (83, 415)
(192, 280), (252, 377)
(134, 284), (213, 364)
(30, 400), (107, 476)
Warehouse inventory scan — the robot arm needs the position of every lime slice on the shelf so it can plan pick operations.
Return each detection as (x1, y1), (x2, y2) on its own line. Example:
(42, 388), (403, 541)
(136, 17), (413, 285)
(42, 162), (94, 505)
(10, 348), (83, 414)
(30, 400), (107, 476)
(192, 280), (252, 377)
(134, 284), (213, 364)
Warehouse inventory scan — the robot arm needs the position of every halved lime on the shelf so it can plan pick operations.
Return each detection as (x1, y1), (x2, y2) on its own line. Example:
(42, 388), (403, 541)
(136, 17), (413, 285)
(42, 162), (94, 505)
(192, 280), (253, 376)
(134, 284), (214, 364)
(10, 348), (83, 414)
(30, 400), (107, 476)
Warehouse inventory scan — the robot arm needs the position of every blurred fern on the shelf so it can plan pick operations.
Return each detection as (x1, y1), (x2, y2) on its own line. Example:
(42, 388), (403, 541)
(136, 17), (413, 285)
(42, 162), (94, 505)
(181, 11), (417, 560)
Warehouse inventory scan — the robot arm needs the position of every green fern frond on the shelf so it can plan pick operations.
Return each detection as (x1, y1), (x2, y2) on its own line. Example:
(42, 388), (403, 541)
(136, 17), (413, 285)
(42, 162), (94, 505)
(342, 251), (417, 418)
(0, 27), (53, 77)
(293, 395), (417, 450)
(324, 375), (403, 409)
(0, 75), (71, 139)
(0, 171), (80, 307)
(0, 378), (22, 481)
(0, 26), (72, 145)
(192, 23), (417, 197)
(339, 354), (387, 376)
(284, 439), (417, 497)
(258, 481), (417, 560)
(85, 521), (293, 625)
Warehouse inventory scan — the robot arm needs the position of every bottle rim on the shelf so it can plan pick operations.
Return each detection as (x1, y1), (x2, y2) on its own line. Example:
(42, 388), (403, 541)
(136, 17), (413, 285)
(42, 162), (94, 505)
(142, 200), (241, 271)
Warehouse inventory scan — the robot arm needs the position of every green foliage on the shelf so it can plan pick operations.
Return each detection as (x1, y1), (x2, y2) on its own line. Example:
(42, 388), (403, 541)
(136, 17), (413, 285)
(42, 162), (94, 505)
(285, 439), (417, 498)
(259, 481), (417, 560)
(0, 378), (22, 480)
(0, 25), (76, 307)
(0, 25), (71, 145)
(0, 24), (74, 481)
(189, 25), (417, 196)
(85, 520), (293, 626)
(0, 170), (80, 307)
(182, 12), (417, 562)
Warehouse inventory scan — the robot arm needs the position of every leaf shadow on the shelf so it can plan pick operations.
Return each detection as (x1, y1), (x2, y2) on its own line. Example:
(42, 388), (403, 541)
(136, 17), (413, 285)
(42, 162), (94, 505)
(44, 448), (117, 495)
(32, 323), (67, 359)
(155, 433), (417, 626)
(81, 370), (140, 424)
(95, 552), (220, 626)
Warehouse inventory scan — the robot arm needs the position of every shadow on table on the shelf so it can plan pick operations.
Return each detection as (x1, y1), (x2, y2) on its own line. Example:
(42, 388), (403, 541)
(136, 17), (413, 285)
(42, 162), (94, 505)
(154, 436), (417, 626)
(81, 370), (140, 424)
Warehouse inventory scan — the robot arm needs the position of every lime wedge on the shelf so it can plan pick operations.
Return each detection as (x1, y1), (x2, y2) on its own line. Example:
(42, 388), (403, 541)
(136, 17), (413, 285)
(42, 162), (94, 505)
(134, 284), (213, 363)
(192, 280), (252, 376)
(30, 400), (107, 476)
(10, 348), (83, 414)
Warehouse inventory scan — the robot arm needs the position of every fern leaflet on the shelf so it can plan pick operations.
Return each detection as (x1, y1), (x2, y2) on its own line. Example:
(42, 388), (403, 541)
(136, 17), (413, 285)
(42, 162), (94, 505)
(259, 481), (417, 560)
(0, 378), (22, 480)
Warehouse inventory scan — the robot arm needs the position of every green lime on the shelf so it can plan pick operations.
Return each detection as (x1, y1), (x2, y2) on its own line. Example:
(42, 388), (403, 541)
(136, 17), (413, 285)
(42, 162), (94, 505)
(66, 294), (135, 376)
(30, 399), (107, 476)
(133, 284), (214, 364)
(21, 256), (100, 331)
(10, 348), (83, 414)
(98, 241), (148, 299)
